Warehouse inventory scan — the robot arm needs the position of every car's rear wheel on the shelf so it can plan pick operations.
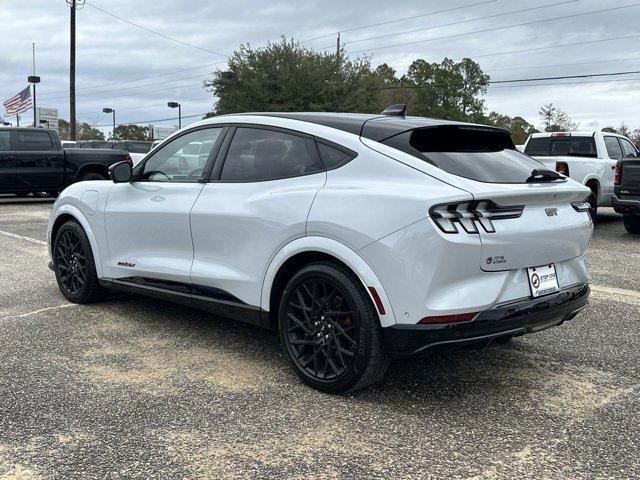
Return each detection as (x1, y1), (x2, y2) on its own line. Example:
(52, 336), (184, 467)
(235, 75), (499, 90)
(53, 220), (108, 303)
(278, 261), (389, 394)
(587, 193), (598, 218)
(623, 214), (640, 235)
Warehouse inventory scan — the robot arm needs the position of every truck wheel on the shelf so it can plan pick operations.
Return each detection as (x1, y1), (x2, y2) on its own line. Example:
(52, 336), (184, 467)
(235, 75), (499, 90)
(81, 172), (107, 181)
(587, 193), (597, 218)
(623, 215), (640, 235)
(278, 261), (389, 394)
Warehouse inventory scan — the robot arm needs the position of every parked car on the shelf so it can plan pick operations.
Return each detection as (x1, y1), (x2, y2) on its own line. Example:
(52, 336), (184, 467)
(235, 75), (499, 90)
(61, 140), (78, 148)
(523, 131), (637, 216)
(111, 140), (153, 166)
(0, 128), (131, 197)
(47, 109), (592, 393)
(612, 143), (640, 233)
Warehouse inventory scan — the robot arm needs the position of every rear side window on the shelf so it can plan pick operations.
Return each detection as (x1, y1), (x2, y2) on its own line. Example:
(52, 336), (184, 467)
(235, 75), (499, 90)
(619, 138), (638, 158)
(0, 131), (10, 151)
(383, 125), (554, 184)
(317, 142), (355, 170)
(604, 136), (623, 159)
(221, 128), (322, 182)
(16, 131), (53, 151)
(524, 136), (596, 157)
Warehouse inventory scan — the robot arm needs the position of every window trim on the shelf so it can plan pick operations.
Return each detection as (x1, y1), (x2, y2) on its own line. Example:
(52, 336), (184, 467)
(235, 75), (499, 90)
(134, 125), (229, 183)
(211, 124), (325, 184)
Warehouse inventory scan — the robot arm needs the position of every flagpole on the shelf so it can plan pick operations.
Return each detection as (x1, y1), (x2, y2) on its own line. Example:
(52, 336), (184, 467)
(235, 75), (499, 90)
(32, 43), (37, 127)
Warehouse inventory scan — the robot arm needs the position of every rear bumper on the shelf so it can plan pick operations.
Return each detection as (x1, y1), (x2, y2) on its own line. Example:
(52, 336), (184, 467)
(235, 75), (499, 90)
(612, 195), (640, 215)
(382, 283), (589, 357)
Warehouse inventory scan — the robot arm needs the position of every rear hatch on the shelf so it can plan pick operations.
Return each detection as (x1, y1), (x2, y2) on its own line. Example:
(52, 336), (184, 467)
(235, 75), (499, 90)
(379, 125), (593, 272)
(619, 159), (640, 198)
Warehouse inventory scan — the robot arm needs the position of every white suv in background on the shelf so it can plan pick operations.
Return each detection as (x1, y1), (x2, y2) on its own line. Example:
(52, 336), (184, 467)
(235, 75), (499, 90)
(524, 131), (639, 216)
(48, 110), (593, 393)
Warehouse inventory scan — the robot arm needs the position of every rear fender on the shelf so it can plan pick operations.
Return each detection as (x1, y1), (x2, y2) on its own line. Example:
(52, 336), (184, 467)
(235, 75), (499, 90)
(261, 236), (397, 327)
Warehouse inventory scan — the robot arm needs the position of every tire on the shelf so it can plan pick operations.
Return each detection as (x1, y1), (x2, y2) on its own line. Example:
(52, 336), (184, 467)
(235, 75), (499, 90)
(623, 215), (640, 235)
(587, 193), (598, 219)
(494, 335), (513, 345)
(278, 261), (389, 394)
(80, 172), (107, 181)
(52, 220), (108, 303)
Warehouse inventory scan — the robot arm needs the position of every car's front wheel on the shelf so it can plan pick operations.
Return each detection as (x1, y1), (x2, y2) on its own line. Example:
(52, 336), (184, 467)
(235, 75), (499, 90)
(623, 214), (640, 235)
(53, 220), (108, 303)
(278, 261), (389, 394)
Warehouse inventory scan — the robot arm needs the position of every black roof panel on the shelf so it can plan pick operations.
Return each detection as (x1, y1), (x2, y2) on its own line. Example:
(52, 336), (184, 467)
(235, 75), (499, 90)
(241, 112), (497, 142)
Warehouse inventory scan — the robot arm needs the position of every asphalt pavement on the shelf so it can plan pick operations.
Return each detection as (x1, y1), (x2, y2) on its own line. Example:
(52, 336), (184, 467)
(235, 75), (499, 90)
(0, 196), (638, 479)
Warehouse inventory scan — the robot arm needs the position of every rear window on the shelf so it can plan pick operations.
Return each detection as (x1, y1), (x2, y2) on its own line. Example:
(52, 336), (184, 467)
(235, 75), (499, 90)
(524, 136), (597, 157)
(382, 125), (554, 184)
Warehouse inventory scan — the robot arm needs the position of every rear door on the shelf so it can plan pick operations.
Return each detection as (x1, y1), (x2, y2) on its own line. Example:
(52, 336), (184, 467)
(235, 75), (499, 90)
(15, 130), (64, 191)
(190, 126), (326, 308)
(0, 130), (17, 191)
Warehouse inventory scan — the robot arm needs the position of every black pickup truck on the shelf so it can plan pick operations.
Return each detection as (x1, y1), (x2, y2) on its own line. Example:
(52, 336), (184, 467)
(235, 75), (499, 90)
(613, 157), (640, 234)
(0, 128), (131, 197)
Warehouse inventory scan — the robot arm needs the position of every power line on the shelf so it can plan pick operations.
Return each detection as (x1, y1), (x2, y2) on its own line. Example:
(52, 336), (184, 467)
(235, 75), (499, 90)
(43, 61), (227, 96)
(338, 0), (578, 48)
(85, 2), (228, 58)
(300, 0), (498, 42)
(87, 112), (207, 127)
(347, 3), (640, 54)
(40, 74), (209, 101)
(486, 56), (640, 73)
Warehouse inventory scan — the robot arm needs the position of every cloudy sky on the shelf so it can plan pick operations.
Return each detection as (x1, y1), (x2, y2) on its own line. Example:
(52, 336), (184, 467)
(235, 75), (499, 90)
(1, 0), (639, 135)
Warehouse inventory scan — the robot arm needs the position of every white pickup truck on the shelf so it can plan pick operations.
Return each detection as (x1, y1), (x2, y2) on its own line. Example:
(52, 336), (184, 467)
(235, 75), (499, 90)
(523, 131), (638, 216)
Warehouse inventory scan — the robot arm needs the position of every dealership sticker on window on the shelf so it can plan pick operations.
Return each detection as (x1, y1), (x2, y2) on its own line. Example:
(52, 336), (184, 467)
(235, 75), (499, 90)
(527, 264), (559, 298)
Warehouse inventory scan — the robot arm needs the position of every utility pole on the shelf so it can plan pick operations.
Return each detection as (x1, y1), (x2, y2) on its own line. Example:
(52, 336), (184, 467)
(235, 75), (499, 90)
(335, 33), (341, 113)
(67, 1), (84, 140)
(336, 32), (341, 63)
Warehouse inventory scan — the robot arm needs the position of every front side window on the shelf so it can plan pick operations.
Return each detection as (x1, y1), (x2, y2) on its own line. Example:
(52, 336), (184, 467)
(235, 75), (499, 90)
(220, 128), (322, 182)
(604, 136), (623, 159)
(0, 131), (10, 152)
(16, 131), (53, 151)
(619, 138), (638, 158)
(139, 127), (222, 182)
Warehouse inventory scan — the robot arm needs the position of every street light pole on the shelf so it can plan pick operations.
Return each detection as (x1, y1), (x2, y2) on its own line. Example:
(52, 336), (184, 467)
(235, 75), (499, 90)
(28, 75), (41, 127)
(103, 108), (116, 139)
(167, 102), (181, 129)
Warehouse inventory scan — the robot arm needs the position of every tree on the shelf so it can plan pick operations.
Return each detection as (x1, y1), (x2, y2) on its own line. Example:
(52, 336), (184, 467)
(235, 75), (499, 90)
(405, 57), (489, 121)
(538, 103), (578, 132)
(486, 112), (539, 145)
(111, 124), (151, 141)
(204, 38), (387, 116)
(58, 119), (104, 141)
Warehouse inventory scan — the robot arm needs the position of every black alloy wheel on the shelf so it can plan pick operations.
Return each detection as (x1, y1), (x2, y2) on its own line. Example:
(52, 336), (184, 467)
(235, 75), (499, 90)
(279, 262), (389, 394)
(55, 228), (87, 295)
(53, 220), (108, 303)
(284, 277), (358, 381)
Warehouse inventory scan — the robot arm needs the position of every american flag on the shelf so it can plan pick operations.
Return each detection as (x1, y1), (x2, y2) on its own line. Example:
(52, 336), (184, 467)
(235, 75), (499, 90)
(4, 86), (32, 116)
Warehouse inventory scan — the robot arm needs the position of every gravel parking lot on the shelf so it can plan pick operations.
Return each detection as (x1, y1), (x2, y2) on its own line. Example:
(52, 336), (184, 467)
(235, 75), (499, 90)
(0, 196), (638, 479)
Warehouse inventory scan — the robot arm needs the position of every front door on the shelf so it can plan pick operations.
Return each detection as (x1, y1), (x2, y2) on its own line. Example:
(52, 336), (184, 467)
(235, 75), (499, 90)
(103, 126), (225, 285)
(0, 130), (17, 191)
(15, 130), (64, 191)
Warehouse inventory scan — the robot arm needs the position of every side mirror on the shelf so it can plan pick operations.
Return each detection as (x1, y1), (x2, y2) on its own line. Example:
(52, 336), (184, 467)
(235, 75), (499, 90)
(109, 161), (133, 183)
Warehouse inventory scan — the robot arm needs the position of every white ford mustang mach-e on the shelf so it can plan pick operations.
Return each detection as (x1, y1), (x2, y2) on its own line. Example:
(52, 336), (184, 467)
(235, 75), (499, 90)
(48, 107), (593, 393)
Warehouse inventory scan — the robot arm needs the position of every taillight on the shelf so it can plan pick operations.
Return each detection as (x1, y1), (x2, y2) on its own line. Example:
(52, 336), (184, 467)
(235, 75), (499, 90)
(418, 312), (477, 324)
(124, 154), (133, 165)
(429, 201), (524, 234)
(614, 161), (622, 185)
(556, 161), (569, 177)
